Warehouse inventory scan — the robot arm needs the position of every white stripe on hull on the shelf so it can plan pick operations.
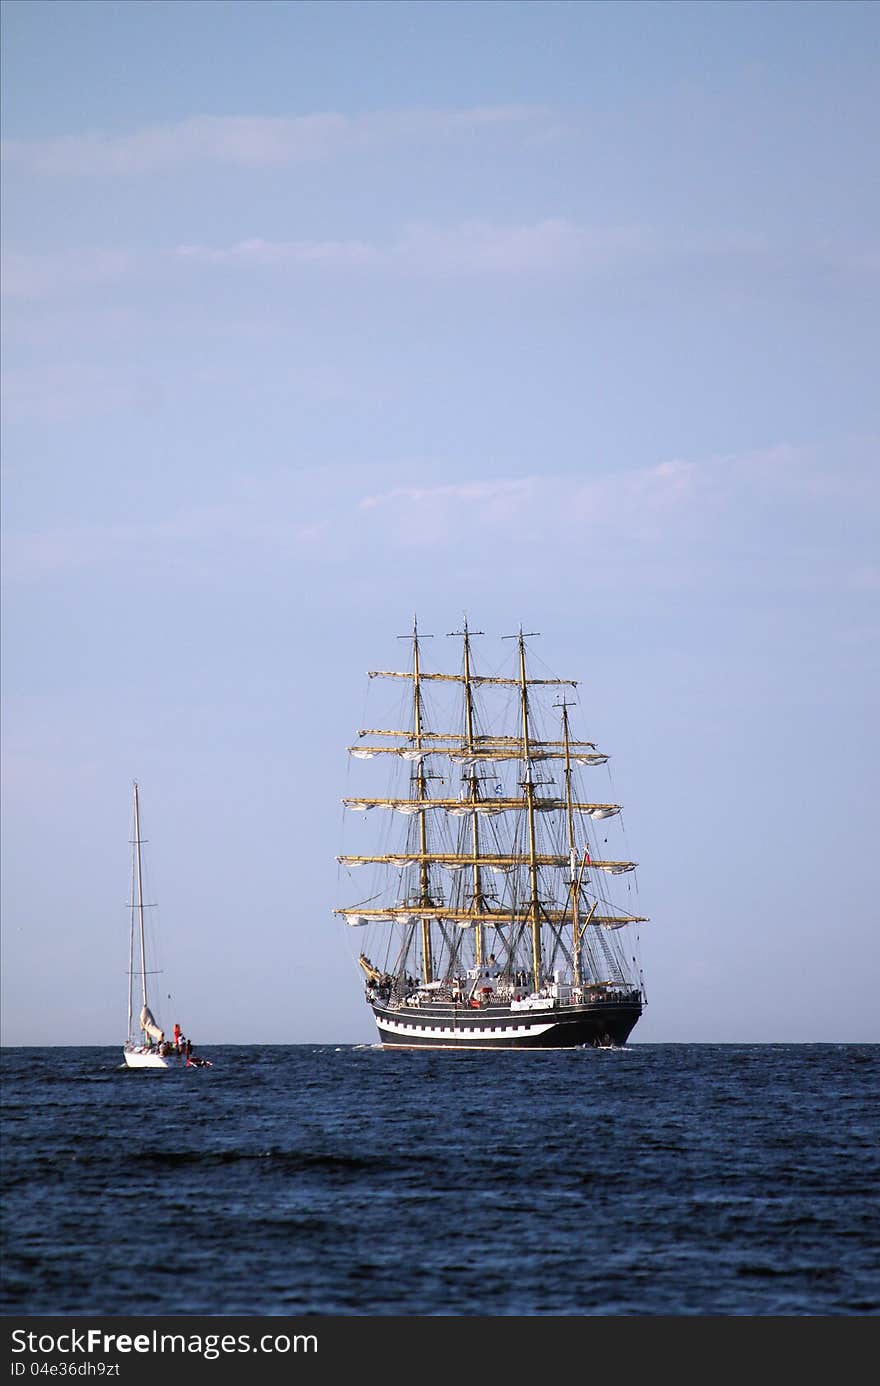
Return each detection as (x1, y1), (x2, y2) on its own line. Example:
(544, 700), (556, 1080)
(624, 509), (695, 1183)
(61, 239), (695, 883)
(376, 1016), (556, 1041)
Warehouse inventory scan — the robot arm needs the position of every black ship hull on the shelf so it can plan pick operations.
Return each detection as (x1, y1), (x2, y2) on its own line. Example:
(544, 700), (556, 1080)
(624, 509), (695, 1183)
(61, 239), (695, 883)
(371, 996), (641, 1050)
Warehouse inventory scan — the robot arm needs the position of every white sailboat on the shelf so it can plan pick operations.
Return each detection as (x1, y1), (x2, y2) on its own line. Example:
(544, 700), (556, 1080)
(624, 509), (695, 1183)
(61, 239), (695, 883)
(122, 782), (177, 1070)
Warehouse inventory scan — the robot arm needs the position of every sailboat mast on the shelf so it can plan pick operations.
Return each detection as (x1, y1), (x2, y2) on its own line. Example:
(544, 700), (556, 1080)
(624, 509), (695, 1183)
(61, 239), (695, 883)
(460, 621), (485, 969)
(517, 632), (542, 990)
(133, 781), (148, 1018)
(411, 620), (433, 984)
(127, 827), (136, 1040)
(561, 702), (582, 991)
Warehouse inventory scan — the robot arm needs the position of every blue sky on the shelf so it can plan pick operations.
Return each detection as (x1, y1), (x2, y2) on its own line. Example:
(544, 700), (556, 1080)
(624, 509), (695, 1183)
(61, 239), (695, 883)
(2, 0), (878, 1045)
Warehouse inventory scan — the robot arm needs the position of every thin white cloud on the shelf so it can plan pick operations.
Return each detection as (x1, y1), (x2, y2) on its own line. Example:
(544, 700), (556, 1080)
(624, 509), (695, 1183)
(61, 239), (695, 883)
(1, 248), (135, 300)
(192, 226), (872, 282)
(175, 219), (648, 277)
(360, 480), (533, 509)
(357, 462), (708, 548)
(3, 220), (644, 301)
(175, 236), (382, 269)
(354, 444), (865, 546)
(1, 107), (549, 176)
(5, 441), (874, 587)
(395, 220), (648, 274)
(11, 221), (836, 305)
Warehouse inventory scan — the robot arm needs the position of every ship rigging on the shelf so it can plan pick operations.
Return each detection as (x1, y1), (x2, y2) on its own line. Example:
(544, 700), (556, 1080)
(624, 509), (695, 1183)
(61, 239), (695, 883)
(335, 621), (647, 1049)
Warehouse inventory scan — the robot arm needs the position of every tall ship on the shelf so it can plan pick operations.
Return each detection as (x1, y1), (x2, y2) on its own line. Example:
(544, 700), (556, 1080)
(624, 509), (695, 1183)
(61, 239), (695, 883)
(336, 622), (648, 1049)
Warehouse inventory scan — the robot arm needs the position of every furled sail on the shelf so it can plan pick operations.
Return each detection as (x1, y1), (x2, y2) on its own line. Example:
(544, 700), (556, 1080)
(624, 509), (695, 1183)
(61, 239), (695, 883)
(139, 1006), (164, 1043)
(345, 912), (399, 926)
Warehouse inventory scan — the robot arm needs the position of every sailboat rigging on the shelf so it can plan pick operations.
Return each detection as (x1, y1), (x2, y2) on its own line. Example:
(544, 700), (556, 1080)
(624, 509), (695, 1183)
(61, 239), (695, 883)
(122, 783), (207, 1069)
(335, 622), (648, 1050)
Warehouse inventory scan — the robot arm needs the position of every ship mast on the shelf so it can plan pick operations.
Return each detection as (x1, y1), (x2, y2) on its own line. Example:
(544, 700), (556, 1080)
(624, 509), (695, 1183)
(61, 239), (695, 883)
(451, 619), (486, 969)
(513, 630), (542, 990)
(409, 618), (433, 984)
(559, 700), (582, 991)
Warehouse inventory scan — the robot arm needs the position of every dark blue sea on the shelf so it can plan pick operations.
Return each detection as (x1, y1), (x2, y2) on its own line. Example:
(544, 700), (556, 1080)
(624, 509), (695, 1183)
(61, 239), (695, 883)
(1, 1045), (877, 1317)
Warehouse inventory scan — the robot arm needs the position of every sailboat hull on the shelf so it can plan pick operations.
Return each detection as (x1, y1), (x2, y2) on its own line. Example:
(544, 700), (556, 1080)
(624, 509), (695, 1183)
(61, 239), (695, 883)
(371, 997), (642, 1050)
(122, 1046), (174, 1069)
